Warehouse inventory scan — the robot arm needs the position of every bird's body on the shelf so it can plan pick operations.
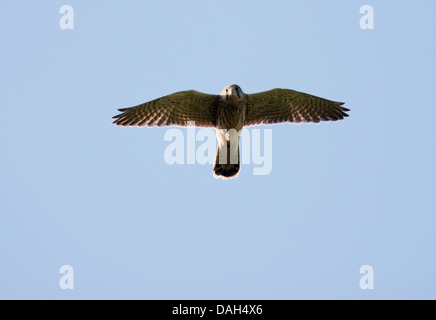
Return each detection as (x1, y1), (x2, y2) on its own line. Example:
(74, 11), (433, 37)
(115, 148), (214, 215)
(113, 84), (350, 179)
(214, 85), (247, 178)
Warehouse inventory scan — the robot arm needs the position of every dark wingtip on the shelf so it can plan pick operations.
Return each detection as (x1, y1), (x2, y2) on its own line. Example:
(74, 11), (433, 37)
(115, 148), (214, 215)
(337, 102), (350, 113)
(334, 102), (350, 119)
(112, 108), (130, 125)
(112, 112), (124, 125)
(112, 108), (126, 120)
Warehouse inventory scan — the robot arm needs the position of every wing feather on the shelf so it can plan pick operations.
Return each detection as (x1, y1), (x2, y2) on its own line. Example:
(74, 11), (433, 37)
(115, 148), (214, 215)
(245, 89), (349, 126)
(113, 90), (218, 128)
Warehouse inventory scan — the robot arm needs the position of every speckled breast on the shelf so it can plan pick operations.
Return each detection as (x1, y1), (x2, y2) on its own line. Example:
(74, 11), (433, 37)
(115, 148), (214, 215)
(216, 99), (246, 131)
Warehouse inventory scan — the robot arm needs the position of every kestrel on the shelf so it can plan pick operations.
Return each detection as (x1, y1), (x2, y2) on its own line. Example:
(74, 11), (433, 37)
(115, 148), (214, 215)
(113, 85), (350, 179)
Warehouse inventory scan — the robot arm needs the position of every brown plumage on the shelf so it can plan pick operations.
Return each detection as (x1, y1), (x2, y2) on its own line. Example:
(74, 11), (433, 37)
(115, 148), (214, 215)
(113, 85), (350, 179)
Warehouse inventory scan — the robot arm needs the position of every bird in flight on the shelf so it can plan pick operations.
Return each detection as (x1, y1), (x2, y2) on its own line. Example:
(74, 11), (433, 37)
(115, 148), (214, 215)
(113, 85), (350, 179)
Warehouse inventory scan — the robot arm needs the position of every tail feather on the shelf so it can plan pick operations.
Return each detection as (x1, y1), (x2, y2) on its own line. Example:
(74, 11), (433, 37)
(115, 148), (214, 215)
(213, 141), (240, 180)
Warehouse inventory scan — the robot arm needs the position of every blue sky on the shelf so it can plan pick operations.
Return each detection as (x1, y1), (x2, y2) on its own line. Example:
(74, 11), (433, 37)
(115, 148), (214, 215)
(1, 0), (435, 299)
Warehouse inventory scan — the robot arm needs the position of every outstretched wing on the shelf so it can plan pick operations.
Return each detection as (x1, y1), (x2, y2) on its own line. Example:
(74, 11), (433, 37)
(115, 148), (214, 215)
(113, 90), (218, 128)
(245, 89), (349, 126)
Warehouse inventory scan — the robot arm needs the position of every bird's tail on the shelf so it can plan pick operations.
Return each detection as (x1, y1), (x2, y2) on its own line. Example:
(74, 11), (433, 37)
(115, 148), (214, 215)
(213, 140), (240, 179)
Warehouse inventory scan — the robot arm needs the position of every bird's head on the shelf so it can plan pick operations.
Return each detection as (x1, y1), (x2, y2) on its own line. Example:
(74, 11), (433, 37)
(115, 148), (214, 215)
(219, 84), (246, 103)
